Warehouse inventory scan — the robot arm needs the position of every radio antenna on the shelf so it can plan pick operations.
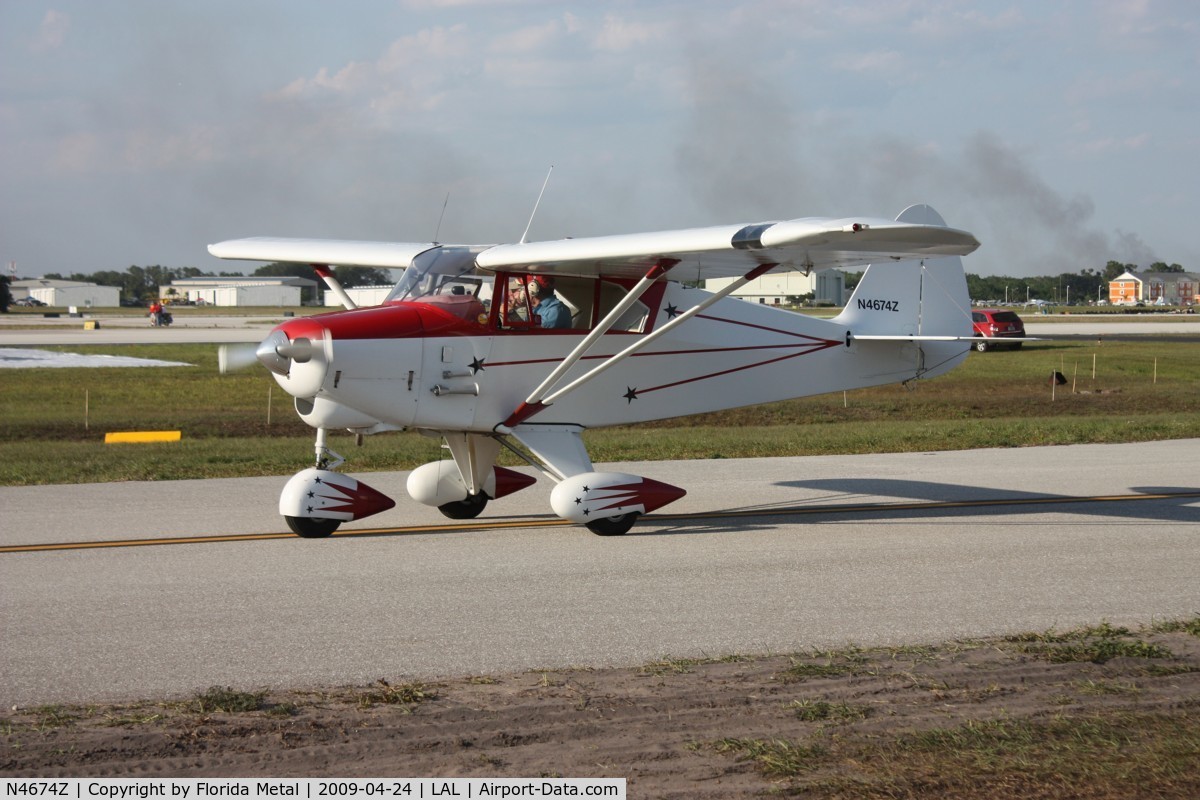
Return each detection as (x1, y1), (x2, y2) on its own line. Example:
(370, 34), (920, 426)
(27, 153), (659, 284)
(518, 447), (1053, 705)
(433, 191), (450, 244)
(520, 165), (554, 244)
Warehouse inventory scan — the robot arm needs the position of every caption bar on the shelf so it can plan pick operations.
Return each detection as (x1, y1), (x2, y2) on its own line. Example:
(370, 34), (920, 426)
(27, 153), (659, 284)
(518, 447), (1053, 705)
(2, 780), (625, 800)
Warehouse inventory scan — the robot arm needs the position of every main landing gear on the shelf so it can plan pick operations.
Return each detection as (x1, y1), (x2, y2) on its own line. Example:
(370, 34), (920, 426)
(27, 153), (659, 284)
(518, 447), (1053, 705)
(438, 492), (489, 519)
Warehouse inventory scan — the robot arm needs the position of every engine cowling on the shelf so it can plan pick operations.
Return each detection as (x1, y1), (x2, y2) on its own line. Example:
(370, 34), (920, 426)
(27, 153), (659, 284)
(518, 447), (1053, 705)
(549, 472), (686, 523)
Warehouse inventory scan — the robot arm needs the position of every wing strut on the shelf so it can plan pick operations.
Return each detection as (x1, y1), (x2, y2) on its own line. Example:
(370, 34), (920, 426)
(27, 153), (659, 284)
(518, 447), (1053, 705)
(313, 265), (358, 310)
(499, 259), (678, 429)
(539, 262), (778, 404)
(498, 260), (778, 430)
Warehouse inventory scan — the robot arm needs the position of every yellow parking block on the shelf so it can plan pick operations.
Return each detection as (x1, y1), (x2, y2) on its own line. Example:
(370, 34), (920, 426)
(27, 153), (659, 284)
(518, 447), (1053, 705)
(104, 431), (182, 444)
(83, 320), (101, 330)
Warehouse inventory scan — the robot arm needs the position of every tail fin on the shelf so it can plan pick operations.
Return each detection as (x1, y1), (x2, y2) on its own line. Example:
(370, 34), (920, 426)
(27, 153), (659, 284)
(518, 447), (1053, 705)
(833, 204), (972, 339)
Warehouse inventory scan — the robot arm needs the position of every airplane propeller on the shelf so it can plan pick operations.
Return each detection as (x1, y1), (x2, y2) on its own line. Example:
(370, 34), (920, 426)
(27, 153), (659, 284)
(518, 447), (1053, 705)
(218, 342), (261, 374)
(220, 328), (331, 397)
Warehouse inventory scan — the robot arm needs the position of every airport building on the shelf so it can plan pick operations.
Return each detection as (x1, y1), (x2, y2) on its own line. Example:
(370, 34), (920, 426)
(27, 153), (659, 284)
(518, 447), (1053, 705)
(322, 285), (395, 307)
(11, 279), (120, 308)
(163, 276), (317, 307)
(706, 269), (846, 307)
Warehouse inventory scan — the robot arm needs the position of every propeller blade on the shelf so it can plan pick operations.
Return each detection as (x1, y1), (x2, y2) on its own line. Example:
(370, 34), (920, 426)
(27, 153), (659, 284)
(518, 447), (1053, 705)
(218, 343), (261, 374)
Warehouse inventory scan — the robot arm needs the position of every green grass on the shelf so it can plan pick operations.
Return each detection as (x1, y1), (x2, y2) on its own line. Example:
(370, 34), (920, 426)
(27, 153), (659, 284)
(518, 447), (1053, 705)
(1003, 622), (1176, 664)
(1, 338), (1198, 485)
(356, 679), (438, 709)
(187, 686), (267, 714)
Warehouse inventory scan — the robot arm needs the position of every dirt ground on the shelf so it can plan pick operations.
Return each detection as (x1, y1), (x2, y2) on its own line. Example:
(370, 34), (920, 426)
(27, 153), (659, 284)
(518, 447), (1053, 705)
(3, 623), (1199, 798)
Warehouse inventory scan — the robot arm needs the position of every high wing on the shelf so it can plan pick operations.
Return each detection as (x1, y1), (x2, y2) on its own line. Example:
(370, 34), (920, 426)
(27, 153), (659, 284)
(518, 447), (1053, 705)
(208, 215), (979, 280)
(207, 237), (438, 268)
(474, 215), (980, 279)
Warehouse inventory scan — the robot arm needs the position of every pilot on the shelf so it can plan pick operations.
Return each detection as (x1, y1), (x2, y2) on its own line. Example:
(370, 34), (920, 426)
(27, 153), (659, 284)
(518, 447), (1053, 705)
(528, 276), (572, 329)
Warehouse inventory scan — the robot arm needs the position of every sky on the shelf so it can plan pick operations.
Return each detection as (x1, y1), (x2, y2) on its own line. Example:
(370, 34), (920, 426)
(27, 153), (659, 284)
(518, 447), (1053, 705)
(2, 0), (1198, 279)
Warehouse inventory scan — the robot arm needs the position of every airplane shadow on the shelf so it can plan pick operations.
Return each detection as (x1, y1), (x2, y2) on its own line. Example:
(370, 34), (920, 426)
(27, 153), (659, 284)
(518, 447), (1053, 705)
(635, 480), (1200, 537)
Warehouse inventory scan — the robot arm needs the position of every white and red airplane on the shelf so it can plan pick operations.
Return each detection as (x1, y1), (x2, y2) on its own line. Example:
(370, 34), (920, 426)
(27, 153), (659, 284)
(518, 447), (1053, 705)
(211, 203), (980, 537)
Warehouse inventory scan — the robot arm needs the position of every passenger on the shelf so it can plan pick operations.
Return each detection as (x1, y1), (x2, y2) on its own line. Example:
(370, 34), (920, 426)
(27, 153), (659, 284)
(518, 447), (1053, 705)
(506, 277), (529, 322)
(528, 276), (572, 329)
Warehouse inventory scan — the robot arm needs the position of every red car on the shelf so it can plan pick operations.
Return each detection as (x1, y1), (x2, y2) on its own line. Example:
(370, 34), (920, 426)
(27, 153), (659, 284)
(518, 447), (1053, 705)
(971, 309), (1025, 351)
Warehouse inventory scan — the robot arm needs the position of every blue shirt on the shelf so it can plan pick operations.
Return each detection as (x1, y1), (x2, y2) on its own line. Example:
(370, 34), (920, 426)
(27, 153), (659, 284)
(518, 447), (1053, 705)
(536, 295), (573, 329)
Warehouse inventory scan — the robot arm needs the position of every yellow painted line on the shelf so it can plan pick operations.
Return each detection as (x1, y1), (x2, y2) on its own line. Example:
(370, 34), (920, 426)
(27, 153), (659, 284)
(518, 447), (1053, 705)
(104, 431), (182, 443)
(3, 491), (1197, 555)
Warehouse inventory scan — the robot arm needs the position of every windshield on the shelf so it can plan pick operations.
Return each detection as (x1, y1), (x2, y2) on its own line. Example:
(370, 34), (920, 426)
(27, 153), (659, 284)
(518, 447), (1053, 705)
(385, 245), (490, 303)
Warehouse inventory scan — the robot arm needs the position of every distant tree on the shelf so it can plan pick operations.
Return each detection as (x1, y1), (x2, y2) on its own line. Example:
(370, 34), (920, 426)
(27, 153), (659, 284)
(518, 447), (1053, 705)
(338, 265), (392, 288)
(1103, 260), (1137, 281)
(1148, 261), (1185, 273)
(0, 274), (11, 312)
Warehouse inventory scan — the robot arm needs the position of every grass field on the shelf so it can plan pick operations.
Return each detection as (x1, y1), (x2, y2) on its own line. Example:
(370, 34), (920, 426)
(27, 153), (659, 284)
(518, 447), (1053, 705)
(1, 337), (1198, 485)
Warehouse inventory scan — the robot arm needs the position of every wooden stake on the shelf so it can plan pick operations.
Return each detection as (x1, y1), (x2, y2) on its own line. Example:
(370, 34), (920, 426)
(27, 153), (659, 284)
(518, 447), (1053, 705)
(85, 389), (89, 431)
(267, 385), (273, 426)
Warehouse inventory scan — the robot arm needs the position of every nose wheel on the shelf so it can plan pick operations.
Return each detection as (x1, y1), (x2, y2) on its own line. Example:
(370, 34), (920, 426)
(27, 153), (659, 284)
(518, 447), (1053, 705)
(585, 512), (640, 536)
(286, 515), (341, 538)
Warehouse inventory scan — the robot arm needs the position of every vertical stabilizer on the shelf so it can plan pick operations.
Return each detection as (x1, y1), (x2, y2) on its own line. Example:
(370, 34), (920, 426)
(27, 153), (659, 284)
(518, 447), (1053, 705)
(834, 204), (972, 339)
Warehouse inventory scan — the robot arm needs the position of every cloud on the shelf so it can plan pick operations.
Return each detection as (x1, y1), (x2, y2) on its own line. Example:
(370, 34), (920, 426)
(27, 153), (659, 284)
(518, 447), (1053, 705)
(832, 49), (906, 75)
(1079, 133), (1152, 155)
(30, 9), (70, 52)
(592, 14), (664, 51)
(491, 19), (564, 53)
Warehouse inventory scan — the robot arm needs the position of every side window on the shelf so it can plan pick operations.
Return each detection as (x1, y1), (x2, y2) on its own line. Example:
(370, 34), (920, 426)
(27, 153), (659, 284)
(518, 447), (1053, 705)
(498, 276), (537, 329)
(597, 281), (652, 331)
(597, 280), (649, 333)
(492, 273), (652, 333)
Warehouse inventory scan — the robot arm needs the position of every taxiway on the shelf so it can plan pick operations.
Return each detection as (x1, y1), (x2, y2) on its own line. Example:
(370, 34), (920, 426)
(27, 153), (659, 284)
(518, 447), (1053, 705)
(2, 440), (1197, 707)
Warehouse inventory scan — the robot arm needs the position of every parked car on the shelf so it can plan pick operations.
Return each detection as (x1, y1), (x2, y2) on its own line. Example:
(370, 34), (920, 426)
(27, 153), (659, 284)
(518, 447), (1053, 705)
(13, 297), (46, 307)
(971, 309), (1025, 351)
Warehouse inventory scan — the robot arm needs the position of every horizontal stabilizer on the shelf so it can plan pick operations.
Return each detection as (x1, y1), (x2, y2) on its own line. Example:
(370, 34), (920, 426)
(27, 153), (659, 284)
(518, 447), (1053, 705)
(851, 335), (1043, 342)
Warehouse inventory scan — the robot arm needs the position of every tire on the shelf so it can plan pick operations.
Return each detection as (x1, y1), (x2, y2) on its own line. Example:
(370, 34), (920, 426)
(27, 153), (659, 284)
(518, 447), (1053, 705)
(286, 516), (340, 538)
(438, 492), (489, 520)
(974, 339), (989, 352)
(585, 512), (640, 536)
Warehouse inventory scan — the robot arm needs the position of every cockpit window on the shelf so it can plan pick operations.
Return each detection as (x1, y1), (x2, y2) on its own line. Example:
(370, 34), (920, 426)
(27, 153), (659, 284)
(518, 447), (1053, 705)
(385, 245), (489, 303)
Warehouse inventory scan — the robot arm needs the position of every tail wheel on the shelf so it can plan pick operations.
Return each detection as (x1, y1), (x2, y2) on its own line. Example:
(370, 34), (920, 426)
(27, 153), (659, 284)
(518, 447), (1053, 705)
(438, 492), (489, 520)
(286, 516), (341, 538)
(585, 512), (640, 536)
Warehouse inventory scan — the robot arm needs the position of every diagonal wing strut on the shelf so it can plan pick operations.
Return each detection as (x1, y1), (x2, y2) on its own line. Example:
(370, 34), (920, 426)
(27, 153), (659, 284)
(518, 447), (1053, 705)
(498, 259), (678, 430)
(497, 260), (778, 430)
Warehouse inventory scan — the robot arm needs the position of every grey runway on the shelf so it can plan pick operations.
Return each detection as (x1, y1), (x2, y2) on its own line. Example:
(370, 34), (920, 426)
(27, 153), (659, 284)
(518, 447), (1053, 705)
(2, 440), (1197, 707)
